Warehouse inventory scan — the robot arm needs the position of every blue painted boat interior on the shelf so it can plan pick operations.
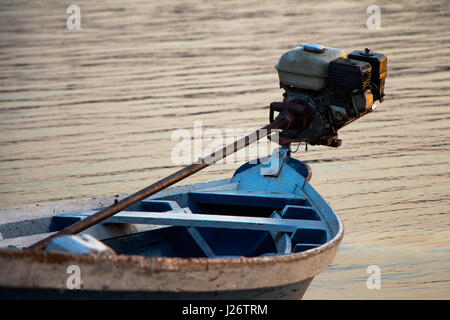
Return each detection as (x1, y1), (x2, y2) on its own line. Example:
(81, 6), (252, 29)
(50, 155), (341, 259)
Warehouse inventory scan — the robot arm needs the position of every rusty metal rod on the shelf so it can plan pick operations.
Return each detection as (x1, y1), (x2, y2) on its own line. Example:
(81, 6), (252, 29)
(28, 116), (289, 250)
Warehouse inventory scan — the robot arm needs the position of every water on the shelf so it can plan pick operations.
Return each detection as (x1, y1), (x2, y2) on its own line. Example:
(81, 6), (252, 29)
(0, 0), (449, 299)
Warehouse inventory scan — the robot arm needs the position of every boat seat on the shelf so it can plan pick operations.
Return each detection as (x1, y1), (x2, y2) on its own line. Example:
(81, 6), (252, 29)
(56, 209), (328, 257)
(188, 190), (307, 208)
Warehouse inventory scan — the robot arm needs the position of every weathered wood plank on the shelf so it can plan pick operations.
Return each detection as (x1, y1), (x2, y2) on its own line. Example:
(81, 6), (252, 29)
(60, 210), (325, 233)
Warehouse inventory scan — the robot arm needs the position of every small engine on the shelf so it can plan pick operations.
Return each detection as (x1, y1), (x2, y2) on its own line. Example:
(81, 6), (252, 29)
(272, 43), (387, 147)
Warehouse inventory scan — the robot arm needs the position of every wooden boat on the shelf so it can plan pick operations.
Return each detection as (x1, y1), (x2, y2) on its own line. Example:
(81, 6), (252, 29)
(0, 148), (343, 299)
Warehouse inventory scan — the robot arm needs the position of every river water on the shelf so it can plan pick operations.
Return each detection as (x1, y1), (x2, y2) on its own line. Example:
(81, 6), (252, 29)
(0, 0), (449, 299)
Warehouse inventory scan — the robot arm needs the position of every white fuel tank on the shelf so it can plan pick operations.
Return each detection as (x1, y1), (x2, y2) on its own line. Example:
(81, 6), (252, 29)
(275, 44), (345, 91)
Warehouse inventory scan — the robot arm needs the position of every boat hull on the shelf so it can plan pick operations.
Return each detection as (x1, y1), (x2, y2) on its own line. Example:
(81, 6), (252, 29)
(0, 230), (341, 298)
(0, 277), (313, 300)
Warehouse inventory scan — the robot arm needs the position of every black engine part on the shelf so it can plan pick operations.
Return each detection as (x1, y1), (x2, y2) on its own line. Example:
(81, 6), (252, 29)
(348, 48), (387, 101)
(328, 57), (372, 91)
